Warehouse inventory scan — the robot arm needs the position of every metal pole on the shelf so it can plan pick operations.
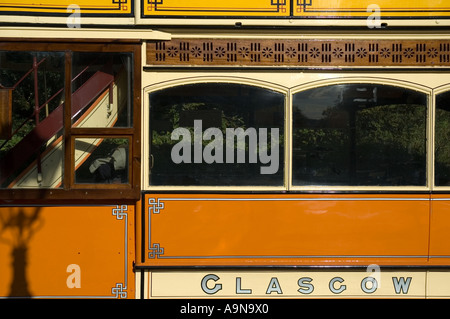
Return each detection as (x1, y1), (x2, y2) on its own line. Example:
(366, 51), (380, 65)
(33, 56), (42, 184)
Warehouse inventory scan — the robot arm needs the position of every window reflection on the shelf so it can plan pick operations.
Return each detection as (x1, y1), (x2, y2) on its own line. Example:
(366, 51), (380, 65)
(71, 52), (133, 128)
(74, 137), (129, 184)
(0, 51), (65, 188)
(292, 84), (427, 186)
(149, 83), (285, 186)
(435, 91), (450, 186)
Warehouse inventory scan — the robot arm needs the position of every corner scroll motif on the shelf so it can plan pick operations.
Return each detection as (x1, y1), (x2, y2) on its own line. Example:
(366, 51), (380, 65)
(148, 198), (165, 214)
(111, 283), (127, 299)
(112, 205), (128, 219)
(110, 205), (128, 298)
(149, 243), (165, 258)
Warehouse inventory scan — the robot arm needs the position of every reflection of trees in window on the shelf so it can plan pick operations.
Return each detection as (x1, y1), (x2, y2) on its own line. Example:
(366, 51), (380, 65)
(355, 103), (426, 185)
(435, 91), (450, 186)
(0, 52), (65, 158)
(292, 84), (427, 186)
(149, 83), (285, 186)
(71, 52), (133, 128)
(0, 50), (134, 189)
(0, 52), (65, 187)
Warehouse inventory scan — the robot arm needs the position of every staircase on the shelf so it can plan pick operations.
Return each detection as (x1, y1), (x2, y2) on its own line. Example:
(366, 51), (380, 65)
(0, 69), (115, 188)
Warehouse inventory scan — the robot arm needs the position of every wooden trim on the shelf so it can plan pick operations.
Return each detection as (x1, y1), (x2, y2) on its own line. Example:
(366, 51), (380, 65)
(0, 42), (142, 202)
(64, 50), (73, 189)
(0, 42), (142, 53)
(132, 44), (142, 192)
(71, 135), (133, 189)
(0, 188), (140, 203)
(147, 38), (450, 68)
(71, 128), (135, 135)
(0, 89), (12, 139)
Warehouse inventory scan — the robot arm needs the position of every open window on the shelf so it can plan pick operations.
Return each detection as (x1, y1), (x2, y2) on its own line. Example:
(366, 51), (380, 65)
(0, 43), (141, 201)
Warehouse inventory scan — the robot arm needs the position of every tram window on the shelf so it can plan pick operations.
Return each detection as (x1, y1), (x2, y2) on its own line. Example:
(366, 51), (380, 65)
(0, 43), (140, 200)
(292, 84), (427, 187)
(0, 51), (65, 188)
(149, 83), (285, 186)
(74, 137), (129, 184)
(71, 52), (133, 128)
(435, 91), (450, 186)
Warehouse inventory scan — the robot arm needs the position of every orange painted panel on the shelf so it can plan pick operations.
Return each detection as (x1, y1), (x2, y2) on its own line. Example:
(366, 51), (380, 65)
(0, 205), (134, 298)
(429, 195), (450, 265)
(142, 193), (430, 267)
(293, 0), (450, 18)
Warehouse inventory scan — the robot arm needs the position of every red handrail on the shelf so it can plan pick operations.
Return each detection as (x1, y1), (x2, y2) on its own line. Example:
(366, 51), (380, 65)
(0, 56), (98, 150)
(0, 56), (114, 186)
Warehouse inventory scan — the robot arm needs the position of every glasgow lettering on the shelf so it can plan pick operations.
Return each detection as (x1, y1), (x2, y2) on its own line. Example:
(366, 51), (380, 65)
(200, 274), (413, 296)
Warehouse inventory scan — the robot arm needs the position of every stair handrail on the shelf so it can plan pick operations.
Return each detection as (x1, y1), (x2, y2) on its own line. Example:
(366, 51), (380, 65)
(0, 57), (98, 151)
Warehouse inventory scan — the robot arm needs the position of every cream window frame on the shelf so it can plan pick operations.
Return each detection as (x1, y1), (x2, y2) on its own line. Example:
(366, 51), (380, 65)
(289, 77), (433, 192)
(431, 83), (450, 191)
(142, 76), (290, 192)
(142, 73), (436, 192)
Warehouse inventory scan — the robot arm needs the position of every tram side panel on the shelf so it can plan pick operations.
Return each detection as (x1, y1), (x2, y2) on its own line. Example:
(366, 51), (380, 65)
(142, 193), (430, 267)
(0, 204), (135, 299)
(429, 195), (450, 266)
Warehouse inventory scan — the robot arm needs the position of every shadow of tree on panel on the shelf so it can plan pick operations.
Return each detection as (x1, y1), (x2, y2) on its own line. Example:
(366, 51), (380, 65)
(0, 207), (42, 297)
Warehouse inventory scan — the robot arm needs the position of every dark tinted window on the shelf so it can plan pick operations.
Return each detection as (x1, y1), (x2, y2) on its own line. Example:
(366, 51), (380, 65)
(0, 51), (65, 188)
(436, 91), (450, 186)
(292, 84), (427, 186)
(149, 83), (285, 186)
(71, 52), (133, 128)
(74, 137), (129, 184)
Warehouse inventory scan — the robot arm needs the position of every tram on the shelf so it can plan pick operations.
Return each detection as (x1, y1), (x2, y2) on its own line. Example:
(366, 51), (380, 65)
(2, 0), (450, 299)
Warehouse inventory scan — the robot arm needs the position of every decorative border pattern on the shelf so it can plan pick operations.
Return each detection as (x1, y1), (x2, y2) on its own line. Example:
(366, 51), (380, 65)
(142, 0), (288, 17)
(295, 0), (450, 18)
(146, 196), (432, 262)
(0, 0), (132, 16)
(147, 39), (450, 68)
(140, 0), (450, 19)
(11, 205), (131, 299)
(111, 205), (129, 299)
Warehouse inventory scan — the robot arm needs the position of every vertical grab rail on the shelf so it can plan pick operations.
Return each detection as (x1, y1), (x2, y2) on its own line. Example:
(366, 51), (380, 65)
(32, 56), (43, 184)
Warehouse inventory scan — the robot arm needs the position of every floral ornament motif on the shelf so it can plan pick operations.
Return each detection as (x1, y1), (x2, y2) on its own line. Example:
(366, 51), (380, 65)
(190, 46), (202, 58)
(356, 47), (367, 58)
(167, 46), (178, 57)
(214, 47), (226, 57)
(427, 47), (438, 58)
(285, 47), (297, 58)
(238, 47), (250, 57)
(379, 47), (391, 58)
(332, 47), (343, 58)
(262, 47), (274, 58)
(308, 47), (320, 58)
(403, 48), (415, 58)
